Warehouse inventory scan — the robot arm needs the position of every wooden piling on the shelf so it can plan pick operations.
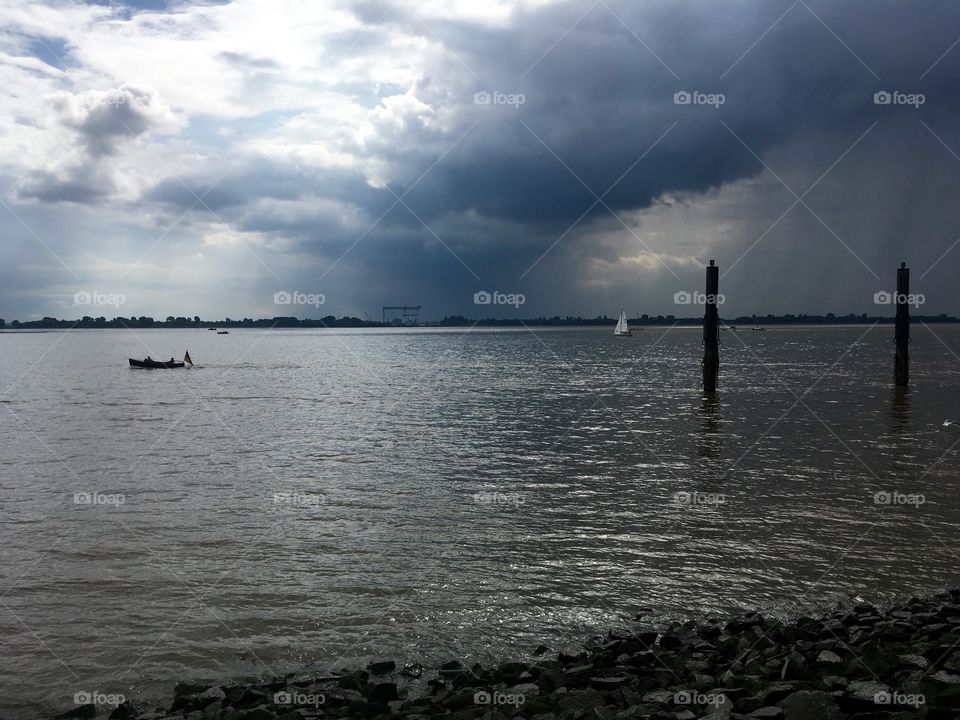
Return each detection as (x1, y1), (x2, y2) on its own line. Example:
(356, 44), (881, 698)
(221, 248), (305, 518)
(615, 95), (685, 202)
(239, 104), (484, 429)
(895, 262), (910, 387)
(703, 259), (720, 393)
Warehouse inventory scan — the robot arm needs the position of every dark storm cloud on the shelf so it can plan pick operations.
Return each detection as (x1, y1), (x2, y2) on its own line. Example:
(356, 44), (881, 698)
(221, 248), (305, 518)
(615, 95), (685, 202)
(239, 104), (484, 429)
(58, 85), (178, 157)
(142, 160), (391, 218)
(18, 159), (114, 204)
(18, 84), (180, 204)
(136, 0), (960, 235)
(12, 0), (960, 320)
(367, 0), (960, 229)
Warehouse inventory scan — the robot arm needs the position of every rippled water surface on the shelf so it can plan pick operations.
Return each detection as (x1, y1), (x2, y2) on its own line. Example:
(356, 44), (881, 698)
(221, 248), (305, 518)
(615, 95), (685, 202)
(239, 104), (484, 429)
(1, 325), (959, 716)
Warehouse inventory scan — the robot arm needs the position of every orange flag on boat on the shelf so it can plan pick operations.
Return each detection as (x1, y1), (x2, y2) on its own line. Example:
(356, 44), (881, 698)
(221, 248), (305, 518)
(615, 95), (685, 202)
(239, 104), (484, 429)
(184, 350), (193, 366)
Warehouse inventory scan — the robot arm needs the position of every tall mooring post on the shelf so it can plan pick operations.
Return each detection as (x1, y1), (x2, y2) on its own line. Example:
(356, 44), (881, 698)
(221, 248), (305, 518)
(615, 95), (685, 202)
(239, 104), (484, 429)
(703, 259), (720, 393)
(895, 262), (910, 387)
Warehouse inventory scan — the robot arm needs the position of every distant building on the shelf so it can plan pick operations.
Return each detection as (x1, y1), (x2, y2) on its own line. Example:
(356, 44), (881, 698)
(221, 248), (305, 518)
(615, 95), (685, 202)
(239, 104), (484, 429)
(382, 305), (421, 326)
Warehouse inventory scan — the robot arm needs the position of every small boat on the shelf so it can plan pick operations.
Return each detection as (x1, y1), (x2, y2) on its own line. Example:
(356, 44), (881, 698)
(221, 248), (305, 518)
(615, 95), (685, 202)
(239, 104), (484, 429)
(614, 309), (632, 337)
(129, 358), (184, 368)
(129, 351), (193, 369)
(752, 326), (767, 331)
(217, 330), (229, 334)
(208, 327), (217, 331)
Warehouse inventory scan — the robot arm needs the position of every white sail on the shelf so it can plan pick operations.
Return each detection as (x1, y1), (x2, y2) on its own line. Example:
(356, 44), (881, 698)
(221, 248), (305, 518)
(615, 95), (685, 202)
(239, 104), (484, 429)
(614, 309), (630, 335)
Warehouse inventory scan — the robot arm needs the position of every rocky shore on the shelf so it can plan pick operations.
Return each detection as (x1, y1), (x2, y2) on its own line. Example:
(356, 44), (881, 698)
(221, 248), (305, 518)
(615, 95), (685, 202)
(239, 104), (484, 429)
(58, 590), (960, 720)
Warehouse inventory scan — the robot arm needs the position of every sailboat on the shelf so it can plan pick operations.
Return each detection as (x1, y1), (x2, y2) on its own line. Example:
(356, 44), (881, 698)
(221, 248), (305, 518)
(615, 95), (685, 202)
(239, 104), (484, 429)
(613, 309), (632, 337)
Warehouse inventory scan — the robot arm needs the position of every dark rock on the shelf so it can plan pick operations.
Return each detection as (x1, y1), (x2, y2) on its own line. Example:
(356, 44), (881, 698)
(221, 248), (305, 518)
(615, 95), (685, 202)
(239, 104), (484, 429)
(557, 651), (583, 665)
(588, 706), (616, 720)
(844, 680), (891, 705)
(640, 690), (672, 704)
(108, 700), (144, 719)
(820, 675), (848, 690)
(534, 645), (550, 656)
(442, 690), (479, 711)
(55, 705), (97, 719)
(239, 708), (278, 720)
(537, 669), (566, 692)
(815, 650), (843, 665)
(234, 687), (271, 709)
(496, 661), (528, 683)
(692, 674), (717, 691)
(369, 683), (400, 703)
(336, 671), (367, 692)
(780, 653), (809, 681)
(740, 682), (798, 711)
(564, 664), (596, 683)
(942, 652), (960, 672)
(726, 613), (765, 635)
(930, 670), (960, 684)
(367, 660), (396, 675)
(657, 633), (684, 650)
(634, 631), (660, 647)
(778, 690), (843, 720)
(174, 682), (209, 697)
(746, 707), (783, 718)
(589, 676), (632, 690)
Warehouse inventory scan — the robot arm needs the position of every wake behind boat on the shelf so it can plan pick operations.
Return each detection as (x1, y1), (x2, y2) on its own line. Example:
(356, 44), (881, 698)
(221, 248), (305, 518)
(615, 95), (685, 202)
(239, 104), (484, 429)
(129, 351), (193, 369)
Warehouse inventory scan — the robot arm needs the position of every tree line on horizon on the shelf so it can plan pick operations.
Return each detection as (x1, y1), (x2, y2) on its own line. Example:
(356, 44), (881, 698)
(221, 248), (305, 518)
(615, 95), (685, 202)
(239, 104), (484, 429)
(1, 312), (958, 330)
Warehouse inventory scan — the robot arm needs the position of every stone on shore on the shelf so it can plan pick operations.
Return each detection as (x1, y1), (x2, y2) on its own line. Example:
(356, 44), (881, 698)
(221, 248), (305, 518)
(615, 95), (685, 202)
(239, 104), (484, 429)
(53, 589), (960, 720)
(367, 659), (396, 675)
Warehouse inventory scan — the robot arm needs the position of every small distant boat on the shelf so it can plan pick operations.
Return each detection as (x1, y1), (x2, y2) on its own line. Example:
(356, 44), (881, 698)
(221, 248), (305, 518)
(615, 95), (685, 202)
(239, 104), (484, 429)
(208, 327), (217, 331)
(129, 351), (193, 369)
(613, 309), (632, 337)
(217, 330), (229, 334)
(752, 326), (767, 331)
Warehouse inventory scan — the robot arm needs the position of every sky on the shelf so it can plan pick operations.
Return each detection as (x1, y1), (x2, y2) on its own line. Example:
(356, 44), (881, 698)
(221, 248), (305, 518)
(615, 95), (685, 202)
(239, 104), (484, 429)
(1, 0), (959, 321)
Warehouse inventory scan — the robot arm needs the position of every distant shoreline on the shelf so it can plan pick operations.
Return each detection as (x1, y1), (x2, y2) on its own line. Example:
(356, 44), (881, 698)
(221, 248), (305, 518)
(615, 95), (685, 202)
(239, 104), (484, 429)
(2, 314), (959, 331)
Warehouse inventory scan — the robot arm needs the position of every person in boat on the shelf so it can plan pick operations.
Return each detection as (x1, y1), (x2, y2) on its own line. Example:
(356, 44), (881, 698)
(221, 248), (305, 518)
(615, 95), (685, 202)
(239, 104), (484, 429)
(169, 357), (175, 364)
(145, 356), (152, 362)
